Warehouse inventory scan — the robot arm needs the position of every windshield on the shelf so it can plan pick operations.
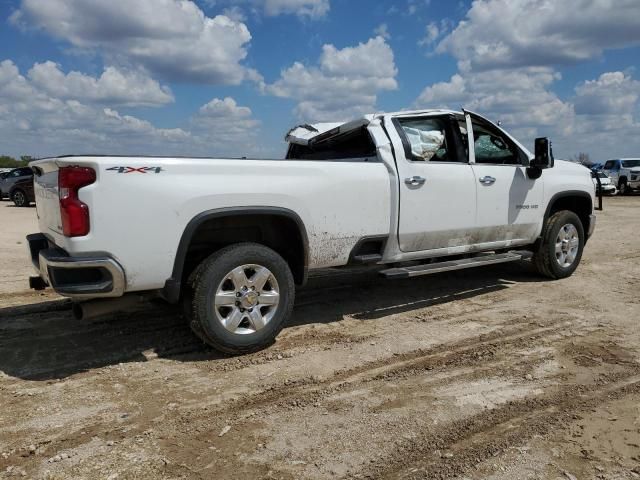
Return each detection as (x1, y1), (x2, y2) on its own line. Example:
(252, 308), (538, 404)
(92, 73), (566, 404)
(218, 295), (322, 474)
(597, 172), (608, 178)
(622, 160), (640, 168)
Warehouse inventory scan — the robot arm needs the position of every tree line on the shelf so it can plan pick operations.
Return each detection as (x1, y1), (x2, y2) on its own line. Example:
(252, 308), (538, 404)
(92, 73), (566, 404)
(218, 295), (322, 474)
(0, 155), (32, 168)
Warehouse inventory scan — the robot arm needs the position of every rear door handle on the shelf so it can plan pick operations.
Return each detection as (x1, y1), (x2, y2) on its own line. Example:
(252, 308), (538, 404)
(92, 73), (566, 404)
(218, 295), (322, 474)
(479, 176), (496, 185)
(405, 176), (426, 186)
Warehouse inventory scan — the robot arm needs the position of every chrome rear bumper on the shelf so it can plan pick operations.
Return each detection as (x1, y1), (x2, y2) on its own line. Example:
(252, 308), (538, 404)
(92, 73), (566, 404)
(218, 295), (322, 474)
(27, 233), (125, 299)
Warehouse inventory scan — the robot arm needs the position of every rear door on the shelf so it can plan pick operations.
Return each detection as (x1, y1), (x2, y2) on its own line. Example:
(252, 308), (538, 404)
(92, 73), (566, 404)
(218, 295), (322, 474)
(466, 113), (543, 246)
(389, 113), (477, 253)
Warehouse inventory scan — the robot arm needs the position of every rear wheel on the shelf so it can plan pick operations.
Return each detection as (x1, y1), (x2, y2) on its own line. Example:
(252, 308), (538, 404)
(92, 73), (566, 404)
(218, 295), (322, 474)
(190, 243), (295, 354)
(533, 210), (584, 279)
(11, 189), (28, 207)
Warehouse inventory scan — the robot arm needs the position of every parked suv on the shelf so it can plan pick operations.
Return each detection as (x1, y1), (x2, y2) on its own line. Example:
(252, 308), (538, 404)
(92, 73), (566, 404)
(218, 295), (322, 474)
(602, 159), (640, 195)
(0, 167), (33, 200)
(9, 177), (35, 207)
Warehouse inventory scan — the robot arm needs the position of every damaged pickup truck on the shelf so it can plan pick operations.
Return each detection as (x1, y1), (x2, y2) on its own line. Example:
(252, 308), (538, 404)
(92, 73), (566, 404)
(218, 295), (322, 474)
(27, 109), (596, 354)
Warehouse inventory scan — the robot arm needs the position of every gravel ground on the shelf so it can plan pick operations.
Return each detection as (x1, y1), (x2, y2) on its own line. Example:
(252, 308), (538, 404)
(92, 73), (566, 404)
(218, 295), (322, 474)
(0, 202), (37, 295)
(0, 196), (639, 480)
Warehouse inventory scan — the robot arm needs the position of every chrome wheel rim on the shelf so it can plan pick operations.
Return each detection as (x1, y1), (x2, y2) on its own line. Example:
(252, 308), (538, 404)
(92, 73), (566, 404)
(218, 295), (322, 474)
(555, 223), (579, 268)
(214, 264), (280, 335)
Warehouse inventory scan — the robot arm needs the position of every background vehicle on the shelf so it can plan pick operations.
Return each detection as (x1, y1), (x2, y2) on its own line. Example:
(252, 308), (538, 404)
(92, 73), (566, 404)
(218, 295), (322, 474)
(602, 158), (640, 195)
(0, 167), (33, 200)
(26, 109), (596, 354)
(592, 171), (617, 195)
(9, 177), (35, 207)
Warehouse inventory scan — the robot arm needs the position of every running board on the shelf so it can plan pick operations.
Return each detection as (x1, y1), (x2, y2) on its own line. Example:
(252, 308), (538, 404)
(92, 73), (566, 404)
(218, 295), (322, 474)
(380, 251), (532, 279)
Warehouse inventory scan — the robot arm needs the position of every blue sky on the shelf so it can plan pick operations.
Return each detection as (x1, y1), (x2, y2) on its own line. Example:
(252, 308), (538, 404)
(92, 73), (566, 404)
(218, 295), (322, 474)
(1, 0), (639, 160)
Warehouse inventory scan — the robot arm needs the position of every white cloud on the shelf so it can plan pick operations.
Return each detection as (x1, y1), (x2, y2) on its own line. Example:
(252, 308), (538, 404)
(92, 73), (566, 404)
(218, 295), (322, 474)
(415, 66), (574, 134)
(264, 36), (398, 121)
(418, 19), (453, 50)
(374, 23), (390, 40)
(192, 97), (260, 143)
(12, 0), (255, 85)
(0, 60), (260, 157)
(415, 67), (640, 159)
(437, 0), (640, 71)
(414, 0), (640, 158)
(26, 62), (173, 107)
(569, 72), (640, 157)
(574, 71), (640, 116)
(208, 0), (329, 18)
(262, 0), (329, 17)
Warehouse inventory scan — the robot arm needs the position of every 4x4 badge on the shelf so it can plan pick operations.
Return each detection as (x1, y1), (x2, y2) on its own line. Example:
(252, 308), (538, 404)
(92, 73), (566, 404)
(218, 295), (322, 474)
(106, 166), (163, 174)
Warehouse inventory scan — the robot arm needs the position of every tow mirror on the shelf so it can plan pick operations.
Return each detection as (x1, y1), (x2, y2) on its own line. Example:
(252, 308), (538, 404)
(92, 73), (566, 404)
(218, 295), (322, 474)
(532, 137), (554, 169)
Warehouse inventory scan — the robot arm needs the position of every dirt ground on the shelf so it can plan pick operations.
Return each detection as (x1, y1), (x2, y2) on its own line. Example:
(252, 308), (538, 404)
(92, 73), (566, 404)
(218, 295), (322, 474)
(1, 197), (639, 480)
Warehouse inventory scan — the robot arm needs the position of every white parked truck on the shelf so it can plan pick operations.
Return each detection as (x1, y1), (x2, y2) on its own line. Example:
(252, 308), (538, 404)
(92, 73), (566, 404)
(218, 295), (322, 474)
(27, 109), (596, 353)
(602, 158), (640, 195)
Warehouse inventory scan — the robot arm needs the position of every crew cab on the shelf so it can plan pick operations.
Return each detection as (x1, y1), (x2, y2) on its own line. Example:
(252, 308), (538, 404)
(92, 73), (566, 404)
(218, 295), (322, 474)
(27, 109), (596, 354)
(602, 158), (640, 195)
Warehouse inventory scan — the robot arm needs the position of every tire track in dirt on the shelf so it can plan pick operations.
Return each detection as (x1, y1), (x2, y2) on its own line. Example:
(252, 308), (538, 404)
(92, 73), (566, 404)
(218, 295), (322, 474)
(0, 274), (515, 381)
(360, 372), (640, 480)
(161, 322), (575, 424)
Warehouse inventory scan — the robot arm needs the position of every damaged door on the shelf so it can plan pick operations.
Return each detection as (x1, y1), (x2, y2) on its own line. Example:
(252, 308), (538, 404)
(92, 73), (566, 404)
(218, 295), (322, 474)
(389, 113), (477, 253)
(465, 112), (543, 246)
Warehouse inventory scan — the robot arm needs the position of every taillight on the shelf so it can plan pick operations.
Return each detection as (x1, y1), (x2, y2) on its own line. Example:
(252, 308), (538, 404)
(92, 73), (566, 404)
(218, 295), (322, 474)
(59, 166), (96, 237)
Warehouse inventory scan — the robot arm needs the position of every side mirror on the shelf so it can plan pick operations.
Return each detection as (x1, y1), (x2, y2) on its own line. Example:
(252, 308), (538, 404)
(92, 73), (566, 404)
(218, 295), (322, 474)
(532, 137), (554, 169)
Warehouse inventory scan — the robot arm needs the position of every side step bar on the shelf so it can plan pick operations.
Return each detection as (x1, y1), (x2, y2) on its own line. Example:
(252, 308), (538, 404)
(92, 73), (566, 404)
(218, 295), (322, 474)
(380, 251), (532, 279)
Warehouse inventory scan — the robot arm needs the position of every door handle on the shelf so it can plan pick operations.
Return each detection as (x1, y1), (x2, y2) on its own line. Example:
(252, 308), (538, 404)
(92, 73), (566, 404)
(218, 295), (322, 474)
(405, 176), (426, 186)
(479, 176), (496, 185)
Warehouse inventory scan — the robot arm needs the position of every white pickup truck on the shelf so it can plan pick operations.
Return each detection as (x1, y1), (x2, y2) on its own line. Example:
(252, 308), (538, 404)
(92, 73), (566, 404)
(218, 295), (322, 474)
(27, 109), (596, 353)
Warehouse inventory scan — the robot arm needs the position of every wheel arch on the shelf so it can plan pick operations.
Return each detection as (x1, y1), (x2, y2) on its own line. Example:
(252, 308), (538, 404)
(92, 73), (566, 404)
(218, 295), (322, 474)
(162, 207), (309, 303)
(543, 191), (593, 241)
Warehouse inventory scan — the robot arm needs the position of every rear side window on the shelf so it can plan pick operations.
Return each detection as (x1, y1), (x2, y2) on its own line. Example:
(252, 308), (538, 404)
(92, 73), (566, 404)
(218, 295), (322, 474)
(395, 116), (468, 163)
(603, 161), (614, 169)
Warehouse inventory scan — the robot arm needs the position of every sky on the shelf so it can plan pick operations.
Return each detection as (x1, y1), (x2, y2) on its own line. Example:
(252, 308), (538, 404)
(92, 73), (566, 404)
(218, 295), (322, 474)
(0, 0), (639, 161)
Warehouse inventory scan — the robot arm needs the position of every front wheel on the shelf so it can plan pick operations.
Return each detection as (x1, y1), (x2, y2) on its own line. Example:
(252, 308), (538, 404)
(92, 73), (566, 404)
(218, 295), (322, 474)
(532, 210), (585, 279)
(190, 243), (295, 354)
(11, 189), (29, 207)
(619, 179), (631, 195)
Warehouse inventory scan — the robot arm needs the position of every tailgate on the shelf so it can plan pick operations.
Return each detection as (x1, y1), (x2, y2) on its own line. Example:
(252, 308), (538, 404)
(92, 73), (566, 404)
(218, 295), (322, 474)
(31, 158), (63, 238)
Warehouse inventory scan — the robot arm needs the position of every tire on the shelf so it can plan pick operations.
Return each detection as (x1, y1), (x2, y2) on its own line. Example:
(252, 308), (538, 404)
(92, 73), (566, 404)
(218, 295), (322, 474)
(190, 243), (295, 354)
(619, 179), (630, 196)
(11, 189), (29, 207)
(532, 210), (585, 279)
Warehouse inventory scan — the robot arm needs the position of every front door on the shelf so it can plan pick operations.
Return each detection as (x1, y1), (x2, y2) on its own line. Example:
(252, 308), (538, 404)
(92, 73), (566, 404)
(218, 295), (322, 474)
(388, 114), (477, 253)
(466, 114), (543, 246)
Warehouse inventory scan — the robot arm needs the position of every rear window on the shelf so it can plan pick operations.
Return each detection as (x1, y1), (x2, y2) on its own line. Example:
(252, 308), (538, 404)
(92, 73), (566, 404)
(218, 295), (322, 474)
(286, 127), (376, 160)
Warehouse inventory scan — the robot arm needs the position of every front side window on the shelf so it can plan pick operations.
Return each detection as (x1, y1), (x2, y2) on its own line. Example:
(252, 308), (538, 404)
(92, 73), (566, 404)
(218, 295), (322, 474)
(471, 120), (522, 165)
(397, 117), (453, 162)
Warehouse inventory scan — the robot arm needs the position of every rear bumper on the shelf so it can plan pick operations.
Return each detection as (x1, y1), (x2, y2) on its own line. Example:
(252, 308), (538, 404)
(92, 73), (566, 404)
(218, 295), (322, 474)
(27, 233), (125, 299)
